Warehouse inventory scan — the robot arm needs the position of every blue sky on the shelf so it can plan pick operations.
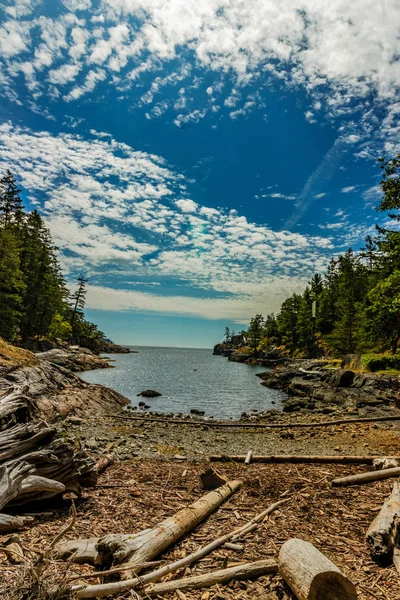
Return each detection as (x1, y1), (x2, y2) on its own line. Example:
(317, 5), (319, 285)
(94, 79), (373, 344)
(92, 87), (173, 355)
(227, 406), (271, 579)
(0, 0), (399, 347)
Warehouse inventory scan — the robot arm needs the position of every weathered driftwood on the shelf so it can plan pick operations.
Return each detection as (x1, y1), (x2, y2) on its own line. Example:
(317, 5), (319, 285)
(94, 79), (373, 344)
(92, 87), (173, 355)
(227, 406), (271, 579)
(373, 457), (399, 470)
(366, 481), (400, 565)
(244, 450), (253, 465)
(0, 461), (35, 509)
(0, 386), (97, 517)
(97, 480), (242, 578)
(279, 538), (357, 600)
(0, 513), (33, 533)
(55, 538), (99, 564)
(200, 468), (227, 490)
(4, 535), (24, 564)
(211, 454), (394, 465)
(332, 466), (400, 487)
(144, 559), (278, 596)
(10, 475), (65, 505)
(70, 498), (288, 599)
(95, 455), (114, 475)
(109, 413), (400, 429)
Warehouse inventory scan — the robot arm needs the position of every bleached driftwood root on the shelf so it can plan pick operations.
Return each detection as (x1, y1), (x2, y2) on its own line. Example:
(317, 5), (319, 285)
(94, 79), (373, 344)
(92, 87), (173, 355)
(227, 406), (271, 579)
(279, 538), (357, 600)
(0, 385), (98, 530)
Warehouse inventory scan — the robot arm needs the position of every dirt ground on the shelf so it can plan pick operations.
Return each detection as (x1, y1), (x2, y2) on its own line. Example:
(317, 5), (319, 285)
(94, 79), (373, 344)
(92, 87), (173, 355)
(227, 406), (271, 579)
(2, 414), (400, 600)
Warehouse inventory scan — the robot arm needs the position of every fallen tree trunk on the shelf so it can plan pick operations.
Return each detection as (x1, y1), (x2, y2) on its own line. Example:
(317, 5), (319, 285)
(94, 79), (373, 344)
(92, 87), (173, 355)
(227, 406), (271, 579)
(70, 498), (288, 598)
(366, 481), (400, 565)
(96, 480), (242, 578)
(279, 538), (357, 600)
(332, 466), (400, 486)
(211, 454), (394, 465)
(108, 413), (400, 429)
(144, 559), (278, 596)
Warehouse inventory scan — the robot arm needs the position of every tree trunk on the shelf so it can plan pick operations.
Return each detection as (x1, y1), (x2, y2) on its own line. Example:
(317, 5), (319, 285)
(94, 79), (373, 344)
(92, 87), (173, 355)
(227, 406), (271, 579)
(366, 481), (400, 565)
(144, 559), (278, 597)
(96, 480), (242, 578)
(279, 538), (357, 600)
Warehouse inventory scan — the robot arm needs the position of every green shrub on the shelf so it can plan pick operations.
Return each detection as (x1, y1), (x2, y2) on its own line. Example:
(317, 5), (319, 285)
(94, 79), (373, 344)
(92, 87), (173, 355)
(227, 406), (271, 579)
(361, 353), (400, 372)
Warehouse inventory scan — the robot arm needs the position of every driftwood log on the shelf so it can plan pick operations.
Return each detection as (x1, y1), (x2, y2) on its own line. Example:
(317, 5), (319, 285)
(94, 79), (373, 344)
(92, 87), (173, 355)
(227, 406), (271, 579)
(279, 538), (357, 600)
(366, 481), (400, 565)
(69, 498), (288, 598)
(144, 559), (278, 596)
(211, 454), (396, 465)
(109, 413), (400, 429)
(332, 466), (400, 486)
(96, 480), (241, 578)
(0, 385), (98, 530)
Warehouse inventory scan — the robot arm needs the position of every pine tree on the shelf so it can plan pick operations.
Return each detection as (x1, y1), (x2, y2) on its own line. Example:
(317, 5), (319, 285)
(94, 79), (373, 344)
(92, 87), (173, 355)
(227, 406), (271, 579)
(0, 171), (23, 227)
(19, 211), (66, 341)
(70, 276), (88, 340)
(0, 229), (25, 340)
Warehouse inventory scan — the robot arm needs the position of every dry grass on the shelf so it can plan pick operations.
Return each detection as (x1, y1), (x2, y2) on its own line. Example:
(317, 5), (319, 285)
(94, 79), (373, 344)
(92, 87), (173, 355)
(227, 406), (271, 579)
(0, 338), (38, 370)
(1, 459), (400, 599)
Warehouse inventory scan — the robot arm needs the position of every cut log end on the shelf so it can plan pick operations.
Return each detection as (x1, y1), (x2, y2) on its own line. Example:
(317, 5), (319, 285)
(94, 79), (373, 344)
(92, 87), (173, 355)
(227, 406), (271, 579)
(310, 572), (358, 600)
(279, 539), (357, 600)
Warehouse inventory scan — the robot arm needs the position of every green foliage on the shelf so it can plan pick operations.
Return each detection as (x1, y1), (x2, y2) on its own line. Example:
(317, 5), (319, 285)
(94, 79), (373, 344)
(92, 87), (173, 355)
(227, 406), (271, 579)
(48, 313), (73, 340)
(244, 154), (400, 358)
(0, 170), (107, 348)
(361, 353), (400, 372)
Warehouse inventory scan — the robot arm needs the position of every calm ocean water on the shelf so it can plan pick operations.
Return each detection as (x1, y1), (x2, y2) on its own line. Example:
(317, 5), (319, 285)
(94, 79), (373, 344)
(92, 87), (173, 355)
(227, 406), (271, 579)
(79, 346), (286, 419)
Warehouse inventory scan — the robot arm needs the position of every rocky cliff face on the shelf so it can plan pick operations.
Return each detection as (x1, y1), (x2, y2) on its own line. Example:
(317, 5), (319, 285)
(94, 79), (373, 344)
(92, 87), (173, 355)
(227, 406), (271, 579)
(0, 341), (129, 422)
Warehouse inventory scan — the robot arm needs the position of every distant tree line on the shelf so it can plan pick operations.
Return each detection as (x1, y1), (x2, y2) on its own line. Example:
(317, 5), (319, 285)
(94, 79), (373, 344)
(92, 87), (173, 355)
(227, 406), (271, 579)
(240, 155), (400, 358)
(0, 170), (106, 350)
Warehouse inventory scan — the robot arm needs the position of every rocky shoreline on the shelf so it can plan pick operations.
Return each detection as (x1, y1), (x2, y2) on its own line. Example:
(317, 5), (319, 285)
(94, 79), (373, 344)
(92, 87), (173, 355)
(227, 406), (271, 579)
(256, 359), (400, 414)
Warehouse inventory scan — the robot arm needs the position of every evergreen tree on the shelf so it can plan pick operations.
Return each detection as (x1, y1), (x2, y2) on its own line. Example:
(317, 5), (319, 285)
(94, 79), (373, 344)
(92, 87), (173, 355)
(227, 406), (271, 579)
(0, 229), (25, 340)
(70, 276), (88, 339)
(247, 314), (264, 351)
(0, 171), (23, 227)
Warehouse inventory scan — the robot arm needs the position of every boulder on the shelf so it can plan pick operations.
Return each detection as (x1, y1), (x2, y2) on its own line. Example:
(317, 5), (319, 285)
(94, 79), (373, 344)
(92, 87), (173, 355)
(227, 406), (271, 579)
(190, 408), (205, 416)
(329, 369), (355, 388)
(137, 390), (162, 398)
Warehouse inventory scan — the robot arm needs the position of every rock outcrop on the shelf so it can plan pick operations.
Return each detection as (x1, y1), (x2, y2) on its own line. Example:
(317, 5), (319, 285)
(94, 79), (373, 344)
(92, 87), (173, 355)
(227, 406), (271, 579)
(258, 360), (400, 413)
(0, 342), (129, 423)
(35, 348), (112, 372)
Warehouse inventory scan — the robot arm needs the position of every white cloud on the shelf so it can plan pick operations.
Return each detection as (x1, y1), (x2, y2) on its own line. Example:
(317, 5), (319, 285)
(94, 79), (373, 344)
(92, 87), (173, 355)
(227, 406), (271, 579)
(341, 185), (357, 193)
(0, 0), (399, 154)
(0, 123), (345, 321)
(48, 63), (81, 85)
(176, 199), (198, 213)
(268, 193), (297, 200)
